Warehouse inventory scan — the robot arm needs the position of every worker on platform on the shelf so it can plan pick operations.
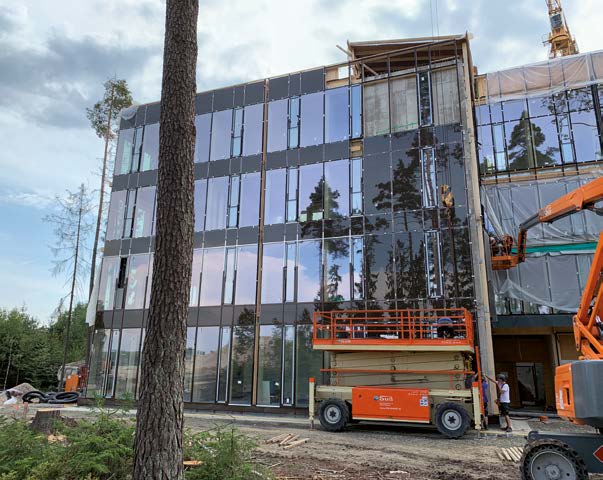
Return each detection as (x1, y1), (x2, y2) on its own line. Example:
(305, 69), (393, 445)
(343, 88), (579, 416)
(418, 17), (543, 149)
(495, 374), (512, 432)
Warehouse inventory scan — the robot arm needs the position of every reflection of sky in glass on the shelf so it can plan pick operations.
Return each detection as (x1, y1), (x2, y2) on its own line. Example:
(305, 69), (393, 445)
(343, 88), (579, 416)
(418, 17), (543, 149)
(200, 248), (225, 306)
(235, 246), (258, 305)
(261, 243), (283, 304)
(297, 240), (321, 302)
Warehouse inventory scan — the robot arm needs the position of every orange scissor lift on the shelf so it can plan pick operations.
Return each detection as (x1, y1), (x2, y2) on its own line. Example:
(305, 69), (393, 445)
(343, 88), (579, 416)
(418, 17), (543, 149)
(308, 308), (483, 438)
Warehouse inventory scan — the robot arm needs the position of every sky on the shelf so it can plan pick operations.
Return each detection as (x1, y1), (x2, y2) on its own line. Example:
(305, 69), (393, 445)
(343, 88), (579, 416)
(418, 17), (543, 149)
(0, 0), (601, 323)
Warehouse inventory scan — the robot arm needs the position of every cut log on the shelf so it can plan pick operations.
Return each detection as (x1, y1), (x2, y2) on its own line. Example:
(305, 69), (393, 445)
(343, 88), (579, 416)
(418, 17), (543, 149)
(30, 409), (61, 434)
(278, 434), (294, 445)
(183, 460), (203, 468)
(267, 433), (288, 444)
(283, 438), (309, 450)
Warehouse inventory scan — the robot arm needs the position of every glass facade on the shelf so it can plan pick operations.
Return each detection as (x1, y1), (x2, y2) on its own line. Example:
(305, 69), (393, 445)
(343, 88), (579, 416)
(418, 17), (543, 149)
(92, 47), (480, 408)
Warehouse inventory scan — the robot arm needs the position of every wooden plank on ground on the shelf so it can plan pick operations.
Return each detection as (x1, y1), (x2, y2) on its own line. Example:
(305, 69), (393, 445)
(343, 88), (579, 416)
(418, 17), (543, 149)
(283, 438), (310, 450)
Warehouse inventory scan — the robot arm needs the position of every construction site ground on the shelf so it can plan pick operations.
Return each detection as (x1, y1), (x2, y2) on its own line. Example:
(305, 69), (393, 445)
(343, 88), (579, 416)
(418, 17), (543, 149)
(1, 404), (601, 480)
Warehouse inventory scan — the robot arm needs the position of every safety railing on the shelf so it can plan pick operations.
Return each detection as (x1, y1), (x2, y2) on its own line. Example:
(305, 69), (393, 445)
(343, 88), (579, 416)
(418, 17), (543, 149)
(312, 308), (474, 349)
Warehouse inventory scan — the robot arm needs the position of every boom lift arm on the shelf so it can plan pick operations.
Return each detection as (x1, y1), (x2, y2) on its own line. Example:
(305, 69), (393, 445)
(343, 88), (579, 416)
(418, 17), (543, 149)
(491, 176), (603, 271)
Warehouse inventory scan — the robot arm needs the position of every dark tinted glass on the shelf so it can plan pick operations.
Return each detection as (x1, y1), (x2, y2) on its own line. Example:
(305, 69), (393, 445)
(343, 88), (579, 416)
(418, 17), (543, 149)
(299, 163), (323, 222)
(324, 237), (350, 301)
(363, 234), (394, 300)
(324, 159), (349, 218)
(140, 123), (159, 171)
(505, 118), (535, 170)
(363, 153), (391, 215)
(229, 320), (255, 404)
(392, 149), (421, 211)
(239, 172), (260, 227)
(261, 243), (284, 303)
(206, 176), (228, 230)
(194, 114), (211, 163)
(325, 87), (349, 143)
(268, 99), (288, 152)
(243, 103), (263, 156)
(300, 92), (324, 147)
(394, 232), (426, 299)
(265, 169), (286, 224)
(257, 325), (282, 406)
(210, 109), (232, 161)
(418, 71), (432, 126)
(192, 326), (220, 402)
(194, 179), (207, 232)
(297, 240), (321, 302)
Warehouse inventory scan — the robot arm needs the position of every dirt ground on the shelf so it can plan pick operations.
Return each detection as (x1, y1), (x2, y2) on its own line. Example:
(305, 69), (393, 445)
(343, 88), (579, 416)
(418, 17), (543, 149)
(2, 404), (601, 480)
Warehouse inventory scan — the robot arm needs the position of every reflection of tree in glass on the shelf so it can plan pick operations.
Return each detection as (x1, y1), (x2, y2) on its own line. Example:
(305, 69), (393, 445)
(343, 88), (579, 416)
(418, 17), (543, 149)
(508, 112), (556, 170)
(230, 308), (255, 402)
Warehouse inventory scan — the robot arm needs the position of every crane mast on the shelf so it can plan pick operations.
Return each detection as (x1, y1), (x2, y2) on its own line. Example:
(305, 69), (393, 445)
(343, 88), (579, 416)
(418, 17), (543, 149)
(544, 0), (579, 58)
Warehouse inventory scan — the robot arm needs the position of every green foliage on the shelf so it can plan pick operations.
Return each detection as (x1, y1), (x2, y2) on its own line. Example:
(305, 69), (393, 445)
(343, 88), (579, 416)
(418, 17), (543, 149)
(184, 427), (273, 480)
(0, 410), (272, 480)
(86, 78), (133, 140)
(0, 304), (88, 390)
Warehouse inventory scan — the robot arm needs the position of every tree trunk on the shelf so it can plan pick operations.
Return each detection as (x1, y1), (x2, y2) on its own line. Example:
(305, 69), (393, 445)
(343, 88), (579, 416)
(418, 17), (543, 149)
(133, 0), (197, 479)
(89, 84), (115, 299)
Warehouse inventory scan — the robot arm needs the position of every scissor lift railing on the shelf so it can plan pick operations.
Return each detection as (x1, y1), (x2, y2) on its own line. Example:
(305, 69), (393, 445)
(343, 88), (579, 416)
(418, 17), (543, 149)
(312, 308), (474, 352)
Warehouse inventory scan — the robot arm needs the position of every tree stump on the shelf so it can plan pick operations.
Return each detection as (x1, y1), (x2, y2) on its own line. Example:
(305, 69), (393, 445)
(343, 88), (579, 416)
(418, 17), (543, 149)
(30, 409), (61, 435)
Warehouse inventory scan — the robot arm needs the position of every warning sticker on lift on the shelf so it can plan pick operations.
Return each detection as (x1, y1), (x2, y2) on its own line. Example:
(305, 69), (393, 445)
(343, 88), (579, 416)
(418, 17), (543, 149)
(420, 395), (429, 407)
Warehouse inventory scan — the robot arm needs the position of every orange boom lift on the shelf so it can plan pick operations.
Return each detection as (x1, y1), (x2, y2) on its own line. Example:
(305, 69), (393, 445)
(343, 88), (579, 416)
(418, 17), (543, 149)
(490, 176), (603, 479)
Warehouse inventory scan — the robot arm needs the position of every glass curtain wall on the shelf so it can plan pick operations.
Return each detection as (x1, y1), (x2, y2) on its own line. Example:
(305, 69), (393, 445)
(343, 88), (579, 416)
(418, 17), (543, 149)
(114, 329), (142, 399)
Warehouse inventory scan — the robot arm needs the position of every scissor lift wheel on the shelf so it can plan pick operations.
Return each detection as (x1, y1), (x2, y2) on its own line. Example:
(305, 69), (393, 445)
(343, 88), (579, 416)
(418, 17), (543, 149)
(521, 439), (588, 480)
(318, 398), (350, 432)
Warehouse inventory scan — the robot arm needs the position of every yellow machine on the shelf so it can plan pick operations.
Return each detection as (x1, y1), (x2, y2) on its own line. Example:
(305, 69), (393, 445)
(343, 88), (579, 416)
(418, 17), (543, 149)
(543, 0), (578, 58)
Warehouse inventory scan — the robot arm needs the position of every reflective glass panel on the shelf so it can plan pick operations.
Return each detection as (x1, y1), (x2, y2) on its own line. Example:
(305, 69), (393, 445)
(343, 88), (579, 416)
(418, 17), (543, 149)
(243, 103), (264, 156)
(571, 109), (601, 162)
(125, 254), (150, 310)
(190, 249), (203, 307)
(503, 99), (528, 121)
(184, 327), (196, 402)
(352, 237), (364, 300)
(235, 245), (258, 305)
(288, 97), (300, 149)
(206, 176), (228, 230)
(325, 87), (349, 143)
(194, 179), (207, 232)
(133, 186), (155, 238)
(268, 99), (288, 152)
(194, 114), (211, 163)
(105, 329), (120, 398)
(363, 153), (391, 215)
(418, 71), (432, 126)
(285, 242), (296, 302)
(300, 92), (324, 147)
(532, 116), (561, 166)
(528, 95), (555, 118)
(299, 163), (323, 222)
(421, 148), (437, 208)
(231, 108), (243, 157)
(87, 329), (110, 397)
(286, 168), (298, 222)
(282, 325), (295, 406)
(223, 247), (236, 304)
(364, 234), (394, 300)
(210, 109), (232, 161)
(392, 149), (421, 211)
(115, 129), (134, 175)
(567, 88), (594, 112)
(229, 318), (255, 404)
(192, 326), (220, 402)
(265, 169), (286, 225)
(351, 85), (362, 139)
(145, 255), (154, 308)
(227, 175), (240, 229)
(324, 159), (349, 218)
(106, 191), (127, 241)
(261, 243), (284, 304)
(324, 237), (350, 302)
(97, 257), (119, 310)
(351, 158), (363, 215)
(239, 172), (260, 227)
(115, 328), (141, 400)
(257, 325), (282, 406)
(297, 240), (321, 302)
(506, 118), (536, 170)
(295, 324), (322, 406)
(217, 326), (231, 402)
(140, 123), (159, 171)
(200, 248), (225, 306)
(425, 231), (443, 298)
(133, 127), (143, 172)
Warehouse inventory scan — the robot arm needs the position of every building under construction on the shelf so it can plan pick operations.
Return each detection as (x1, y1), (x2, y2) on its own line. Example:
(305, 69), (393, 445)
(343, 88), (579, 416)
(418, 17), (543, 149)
(85, 24), (603, 413)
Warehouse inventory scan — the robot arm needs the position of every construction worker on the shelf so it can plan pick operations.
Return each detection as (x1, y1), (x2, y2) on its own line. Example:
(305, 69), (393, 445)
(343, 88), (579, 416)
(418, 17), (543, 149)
(496, 374), (512, 432)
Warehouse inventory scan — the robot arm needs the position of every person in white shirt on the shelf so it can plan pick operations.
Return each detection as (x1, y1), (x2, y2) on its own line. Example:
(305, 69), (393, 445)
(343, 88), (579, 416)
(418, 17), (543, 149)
(496, 374), (512, 432)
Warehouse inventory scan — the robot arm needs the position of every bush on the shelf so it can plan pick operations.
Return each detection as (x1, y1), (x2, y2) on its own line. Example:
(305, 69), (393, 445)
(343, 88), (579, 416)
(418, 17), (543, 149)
(184, 427), (273, 480)
(0, 411), (271, 480)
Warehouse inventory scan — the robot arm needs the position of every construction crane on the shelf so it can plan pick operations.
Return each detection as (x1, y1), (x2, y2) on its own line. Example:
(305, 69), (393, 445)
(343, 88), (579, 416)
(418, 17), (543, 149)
(490, 176), (603, 479)
(544, 0), (579, 58)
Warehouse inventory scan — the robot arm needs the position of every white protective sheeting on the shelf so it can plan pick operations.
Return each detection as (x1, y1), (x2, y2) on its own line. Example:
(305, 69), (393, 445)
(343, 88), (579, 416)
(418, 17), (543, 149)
(483, 173), (603, 311)
(484, 50), (603, 103)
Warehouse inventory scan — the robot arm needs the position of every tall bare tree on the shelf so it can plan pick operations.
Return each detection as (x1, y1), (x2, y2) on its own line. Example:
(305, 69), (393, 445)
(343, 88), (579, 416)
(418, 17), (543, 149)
(86, 79), (133, 298)
(44, 184), (94, 389)
(133, 0), (198, 478)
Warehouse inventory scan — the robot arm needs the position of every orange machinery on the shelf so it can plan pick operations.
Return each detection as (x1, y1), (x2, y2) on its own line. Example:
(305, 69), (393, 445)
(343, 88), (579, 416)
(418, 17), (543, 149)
(490, 176), (603, 478)
(309, 308), (484, 438)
